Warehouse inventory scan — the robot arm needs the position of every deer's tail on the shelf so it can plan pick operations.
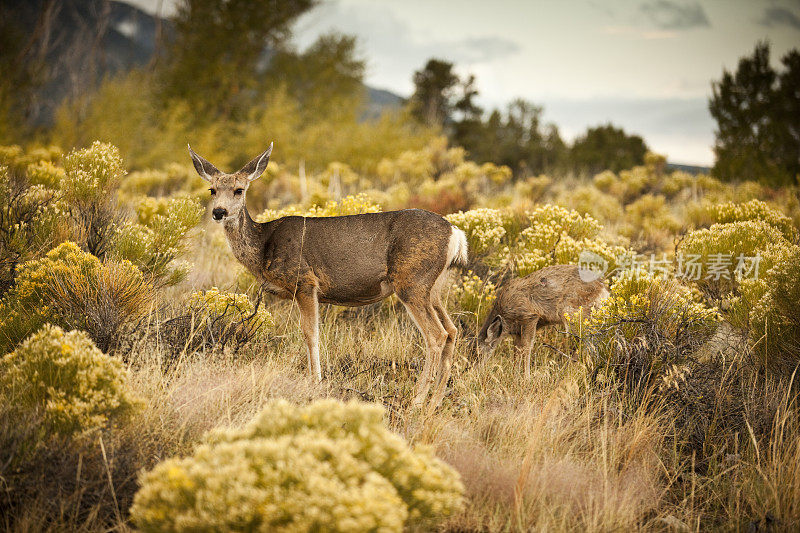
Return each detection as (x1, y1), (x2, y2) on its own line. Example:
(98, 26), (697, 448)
(447, 226), (469, 268)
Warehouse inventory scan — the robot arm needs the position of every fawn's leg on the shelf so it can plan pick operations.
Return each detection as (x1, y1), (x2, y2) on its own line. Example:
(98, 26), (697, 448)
(296, 288), (322, 381)
(514, 319), (539, 380)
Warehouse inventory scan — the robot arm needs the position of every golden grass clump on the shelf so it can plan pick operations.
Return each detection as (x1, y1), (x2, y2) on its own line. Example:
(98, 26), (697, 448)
(131, 399), (464, 532)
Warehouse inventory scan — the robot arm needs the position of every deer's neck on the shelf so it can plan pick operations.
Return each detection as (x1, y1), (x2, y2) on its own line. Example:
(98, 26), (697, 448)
(223, 205), (263, 274)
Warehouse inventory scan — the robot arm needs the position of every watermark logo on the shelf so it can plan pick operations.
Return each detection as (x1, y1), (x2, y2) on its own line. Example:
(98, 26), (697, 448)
(578, 250), (608, 282)
(579, 250), (763, 280)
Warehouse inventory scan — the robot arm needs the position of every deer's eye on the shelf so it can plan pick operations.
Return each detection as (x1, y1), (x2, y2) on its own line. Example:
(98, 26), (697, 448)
(209, 188), (216, 195)
(234, 188), (244, 196)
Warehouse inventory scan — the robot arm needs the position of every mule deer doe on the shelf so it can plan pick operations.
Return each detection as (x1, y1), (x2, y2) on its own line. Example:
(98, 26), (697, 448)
(476, 264), (609, 378)
(188, 143), (468, 407)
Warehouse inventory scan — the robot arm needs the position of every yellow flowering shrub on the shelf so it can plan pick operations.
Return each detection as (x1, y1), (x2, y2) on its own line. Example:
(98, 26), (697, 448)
(0, 166), (63, 295)
(112, 196), (203, 286)
(661, 170), (695, 197)
(0, 325), (139, 437)
(571, 272), (719, 385)
(0, 144), (62, 176)
(0, 242), (152, 353)
(527, 204), (602, 241)
(731, 181), (766, 202)
(621, 194), (681, 251)
(617, 166), (654, 202)
(556, 185), (624, 224)
(446, 208), (514, 257)
(58, 141), (126, 257)
(644, 151), (667, 175)
(687, 199), (796, 242)
(376, 137), (463, 187)
(514, 174), (552, 203)
(188, 287), (274, 342)
(256, 193), (382, 223)
(131, 399), (464, 532)
(321, 161), (361, 188)
(121, 163), (206, 198)
(510, 205), (631, 276)
(451, 271), (496, 324)
(677, 220), (792, 298)
(60, 141), (124, 204)
(593, 170), (618, 193)
(736, 245), (800, 374)
(26, 160), (65, 189)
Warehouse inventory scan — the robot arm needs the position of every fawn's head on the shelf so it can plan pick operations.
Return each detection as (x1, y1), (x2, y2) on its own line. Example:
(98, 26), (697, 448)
(188, 143), (272, 222)
(476, 306), (509, 356)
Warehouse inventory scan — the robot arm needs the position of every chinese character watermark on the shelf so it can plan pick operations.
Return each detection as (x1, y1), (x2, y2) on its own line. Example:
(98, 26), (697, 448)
(579, 250), (761, 280)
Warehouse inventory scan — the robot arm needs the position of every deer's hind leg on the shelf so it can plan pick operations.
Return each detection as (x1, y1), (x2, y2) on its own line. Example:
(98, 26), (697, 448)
(430, 301), (457, 407)
(430, 270), (458, 407)
(397, 285), (448, 407)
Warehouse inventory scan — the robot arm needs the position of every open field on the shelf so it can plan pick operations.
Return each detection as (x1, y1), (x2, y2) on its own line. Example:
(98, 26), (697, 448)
(1, 140), (799, 531)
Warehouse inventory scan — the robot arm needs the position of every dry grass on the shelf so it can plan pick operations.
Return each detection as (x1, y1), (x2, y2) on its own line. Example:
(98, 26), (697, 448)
(3, 221), (800, 532)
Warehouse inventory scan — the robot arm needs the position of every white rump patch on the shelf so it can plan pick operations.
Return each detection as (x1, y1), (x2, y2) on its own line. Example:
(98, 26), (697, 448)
(447, 226), (468, 267)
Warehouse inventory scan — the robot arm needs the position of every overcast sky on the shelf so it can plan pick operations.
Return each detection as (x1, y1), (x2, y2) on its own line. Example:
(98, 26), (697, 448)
(128, 0), (800, 165)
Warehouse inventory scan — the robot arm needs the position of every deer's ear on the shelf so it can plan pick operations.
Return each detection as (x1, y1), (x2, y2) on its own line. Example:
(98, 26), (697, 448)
(487, 315), (504, 340)
(188, 145), (220, 182)
(240, 142), (273, 182)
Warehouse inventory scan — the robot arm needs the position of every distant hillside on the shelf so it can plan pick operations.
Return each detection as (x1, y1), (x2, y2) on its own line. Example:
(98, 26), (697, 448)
(365, 86), (405, 118)
(7, 0), (404, 126)
(666, 162), (711, 175)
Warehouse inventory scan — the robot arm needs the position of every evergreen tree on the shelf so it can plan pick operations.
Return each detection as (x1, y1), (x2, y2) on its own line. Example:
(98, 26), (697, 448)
(268, 33), (366, 120)
(157, 0), (316, 118)
(410, 59), (461, 127)
(570, 124), (647, 175)
(709, 42), (799, 185)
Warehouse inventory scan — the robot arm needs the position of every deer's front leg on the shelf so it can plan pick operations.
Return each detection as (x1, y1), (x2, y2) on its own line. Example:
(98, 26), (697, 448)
(296, 288), (322, 382)
(514, 318), (539, 380)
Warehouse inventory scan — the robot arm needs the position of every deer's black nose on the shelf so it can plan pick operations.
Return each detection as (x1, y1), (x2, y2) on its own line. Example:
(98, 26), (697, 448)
(212, 207), (227, 220)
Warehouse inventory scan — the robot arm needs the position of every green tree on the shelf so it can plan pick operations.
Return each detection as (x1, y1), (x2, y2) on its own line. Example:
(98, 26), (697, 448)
(460, 99), (567, 176)
(709, 42), (800, 185)
(268, 33), (366, 120)
(569, 124), (648, 175)
(157, 0), (317, 117)
(410, 59), (461, 127)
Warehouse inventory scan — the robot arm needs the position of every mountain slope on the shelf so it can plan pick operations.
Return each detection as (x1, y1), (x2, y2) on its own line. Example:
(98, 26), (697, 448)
(5, 0), (403, 126)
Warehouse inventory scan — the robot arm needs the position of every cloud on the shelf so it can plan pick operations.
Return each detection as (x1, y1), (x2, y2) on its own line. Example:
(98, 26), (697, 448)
(446, 37), (521, 63)
(758, 6), (800, 30)
(640, 0), (710, 29)
(293, 2), (520, 93)
(602, 25), (678, 39)
(296, 3), (519, 64)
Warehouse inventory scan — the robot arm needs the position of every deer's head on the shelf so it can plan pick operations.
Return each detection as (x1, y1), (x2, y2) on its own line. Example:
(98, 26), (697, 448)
(188, 143), (272, 222)
(476, 308), (509, 357)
